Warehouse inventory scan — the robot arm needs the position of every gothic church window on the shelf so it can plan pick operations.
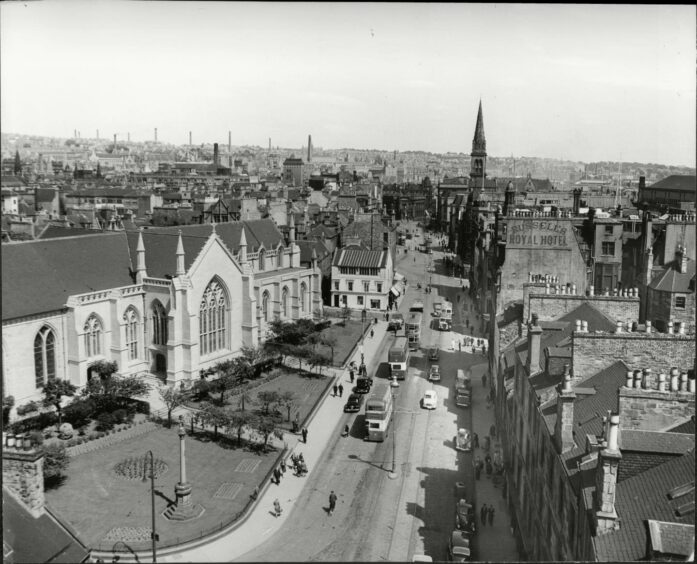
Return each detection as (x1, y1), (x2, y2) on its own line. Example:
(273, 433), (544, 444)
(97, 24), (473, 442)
(84, 315), (102, 358)
(300, 282), (307, 312)
(262, 291), (270, 322)
(34, 326), (56, 388)
(151, 301), (168, 345)
(200, 279), (227, 356)
(124, 307), (140, 361)
(281, 287), (289, 318)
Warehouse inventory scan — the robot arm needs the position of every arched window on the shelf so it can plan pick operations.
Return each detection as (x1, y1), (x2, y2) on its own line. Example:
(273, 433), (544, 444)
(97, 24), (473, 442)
(281, 287), (289, 318)
(84, 315), (102, 358)
(124, 307), (139, 361)
(151, 301), (168, 345)
(34, 326), (56, 388)
(300, 282), (307, 313)
(262, 291), (270, 322)
(200, 279), (227, 355)
(258, 249), (266, 271)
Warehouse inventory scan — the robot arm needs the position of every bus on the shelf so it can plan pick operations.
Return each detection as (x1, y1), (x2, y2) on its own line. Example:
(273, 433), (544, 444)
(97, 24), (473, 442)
(388, 336), (409, 380)
(410, 300), (424, 313)
(365, 382), (393, 442)
(406, 312), (423, 350)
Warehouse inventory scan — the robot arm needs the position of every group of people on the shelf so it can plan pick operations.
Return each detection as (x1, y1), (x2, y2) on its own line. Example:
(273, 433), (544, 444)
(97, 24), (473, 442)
(479, 504), (496, 526)
(290, 452), (308, 476)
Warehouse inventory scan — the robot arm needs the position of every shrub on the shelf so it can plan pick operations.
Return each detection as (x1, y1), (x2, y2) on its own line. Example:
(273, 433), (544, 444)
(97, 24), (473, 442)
(16, 401), (39, 416)
(88, 432), (99, 441)
(63, 398), (96, 428)
(95, 412), (115, 432)
(112, 409), (128, 424)
(10, 412), (58, 434)
(28, 430), (44, 446)
(43, 442), (69, 485)
(58, 422), (74, 439)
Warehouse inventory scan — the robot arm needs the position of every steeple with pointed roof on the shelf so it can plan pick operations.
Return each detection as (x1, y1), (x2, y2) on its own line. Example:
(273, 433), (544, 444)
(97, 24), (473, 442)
(470, 100), (487, 183)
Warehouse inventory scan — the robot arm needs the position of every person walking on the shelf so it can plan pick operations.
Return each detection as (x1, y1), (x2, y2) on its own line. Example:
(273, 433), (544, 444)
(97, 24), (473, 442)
(333, 383), (338, 397)
(274, 498), (282, 517)
(488, 506), (495, 526)
(480, 504), (487, 526)
(475, 458), (482, 480)
(329, 490), (337, 515)
(273, 467), (280, 484)
(338, 383), (344, 397)
(473, 432), (479, 449)
(280, 459), (286, 474)
(349, 369), (355, 384)
(370, 328), (374, 338)
(482, 373), (487, 388)
(302, 427), (308, 444)
(458, 340), (462, 352)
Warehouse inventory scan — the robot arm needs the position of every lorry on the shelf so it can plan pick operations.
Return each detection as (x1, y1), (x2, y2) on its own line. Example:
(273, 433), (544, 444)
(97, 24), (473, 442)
(410, 300), (424, 313)
(455, 369), (472, 407)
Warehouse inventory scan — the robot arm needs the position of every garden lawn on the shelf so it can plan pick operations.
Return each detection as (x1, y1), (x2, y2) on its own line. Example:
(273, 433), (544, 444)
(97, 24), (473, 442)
(315, 319), (367, 367)
(44, 424), (280, 552)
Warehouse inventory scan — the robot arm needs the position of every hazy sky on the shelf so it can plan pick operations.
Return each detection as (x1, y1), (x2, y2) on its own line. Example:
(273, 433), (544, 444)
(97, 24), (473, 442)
(1, 2), (695, 166)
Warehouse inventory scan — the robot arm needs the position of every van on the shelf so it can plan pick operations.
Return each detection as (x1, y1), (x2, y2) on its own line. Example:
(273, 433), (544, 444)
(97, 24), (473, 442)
(455, 369), (471, 392)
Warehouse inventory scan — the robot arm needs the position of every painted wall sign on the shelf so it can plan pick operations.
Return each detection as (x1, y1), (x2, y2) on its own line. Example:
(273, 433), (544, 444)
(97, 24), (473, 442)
(508, 220), (569, 248)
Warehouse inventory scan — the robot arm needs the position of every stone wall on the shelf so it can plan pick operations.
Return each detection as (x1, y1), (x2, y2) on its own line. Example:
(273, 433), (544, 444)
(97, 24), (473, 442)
(525, 289), (640, 325)
(2, 446), (45, 518)
(619, 387), (695, 431)
(571, 332), (695, 381)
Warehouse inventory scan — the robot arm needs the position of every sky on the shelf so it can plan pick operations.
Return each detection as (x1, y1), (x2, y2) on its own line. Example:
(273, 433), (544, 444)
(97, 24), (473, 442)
(1, 2), (695, 167)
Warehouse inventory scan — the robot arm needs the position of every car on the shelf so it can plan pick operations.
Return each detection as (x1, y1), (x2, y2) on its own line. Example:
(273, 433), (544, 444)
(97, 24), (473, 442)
(428, 347), (439, 361)
(428, 365), (441, 382)
(448, 530), (472, 562)
(343, 393), (364, 413)
(455, 499), (476, 534)
(421, 390), (438, 410)
(455, 428), (472, 451)
(412, 556), (433, 563)
(437, 319), (451, 331)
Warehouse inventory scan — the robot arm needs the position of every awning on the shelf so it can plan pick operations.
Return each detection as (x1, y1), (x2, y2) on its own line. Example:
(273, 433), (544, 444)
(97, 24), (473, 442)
(390, 286), (401, 297)
(393, 272), (405, 281)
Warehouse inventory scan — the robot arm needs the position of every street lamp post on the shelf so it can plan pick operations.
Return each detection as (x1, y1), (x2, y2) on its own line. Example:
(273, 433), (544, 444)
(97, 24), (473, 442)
(388, 389), (398, 479)
(143, 450), (158, 563)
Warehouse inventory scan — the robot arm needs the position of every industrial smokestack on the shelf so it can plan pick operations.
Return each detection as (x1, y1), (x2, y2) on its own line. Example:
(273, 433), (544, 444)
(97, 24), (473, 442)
(74, 129), (77, 138)
(269, 138), (272, 152)
(154, 127), (158, 142)
(307, 134), (312, 163)
(113, 133), (117, 148)
(127, 132), (130, 143)
(228, 131), (231, 154)
(189, 131), (192, 146)
(213, 143), (220, 166)
(97, 129), (100, 139)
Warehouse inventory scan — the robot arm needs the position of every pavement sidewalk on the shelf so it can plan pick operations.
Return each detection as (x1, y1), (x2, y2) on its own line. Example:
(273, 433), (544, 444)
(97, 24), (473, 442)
(152, 320), (390, 563)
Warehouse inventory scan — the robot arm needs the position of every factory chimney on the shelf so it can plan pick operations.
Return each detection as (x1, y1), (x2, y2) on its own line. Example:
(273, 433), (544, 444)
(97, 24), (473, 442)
(113, 133), (117, 149)
(96, 129), (100, 139)
(154, 127), (158, 142)
(213, 143), (220, 166)
(228, 131), (232, 154)
(189, 131), (192, 146)
(307, 134), (312, 163)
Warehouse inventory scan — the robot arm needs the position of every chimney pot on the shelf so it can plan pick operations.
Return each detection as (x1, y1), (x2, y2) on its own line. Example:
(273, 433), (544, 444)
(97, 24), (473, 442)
(572, 284), (577, 294)
(642, 368), (651, 389)
(689, 377), (696, 394)
(670, 371), (680, 392)
(607, 414), (620, 451)
(575, 319), (582, 332)
(680, 373), (688, 392)
(582, 320), (588, 332)
(625, 371), (634, 388)
(633, 369), (643, 389)
(616, 321), (623, 333)
(589, 285), (595, 296)
(678, 321), (685, 335)
(658, 373), (667, 391)
(645, 320), (652, 333)
(667, 321), (674, 334)
(545, 283), (550, 294)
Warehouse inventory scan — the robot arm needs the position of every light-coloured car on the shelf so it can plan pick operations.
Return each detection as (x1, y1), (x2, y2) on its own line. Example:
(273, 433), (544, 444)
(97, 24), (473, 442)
(448, 530), (472, 561)
(455, 428), (473, 452)
(412, 555), (433, 563)
(428, 365), (441, 382)
(422, 389), (438, 409)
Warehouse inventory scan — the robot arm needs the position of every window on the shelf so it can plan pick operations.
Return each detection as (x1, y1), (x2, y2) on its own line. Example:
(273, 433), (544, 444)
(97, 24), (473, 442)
(348, 281), (354, 292)
(371, 299), (381, 309)
(152, 301), (168, 345)
(377, 283), (383, 293)
(334, 281), (340, 291)
(84, 315), (102, 357)
(601, 242), (615, 256)
(262, 291), (270, 322)
(200, 279), (227, 355)
(675, 295), (686, 309)
(300, 283), (307, 312)
(357, 296), (364, 306)
(281, 287), (289, 318)
(363, 281), (370, 293)
(258, 249), (265, 271)
(34, 326), (56, 388)
(124, 307), (139, 361)
(604, 225), (614, 235)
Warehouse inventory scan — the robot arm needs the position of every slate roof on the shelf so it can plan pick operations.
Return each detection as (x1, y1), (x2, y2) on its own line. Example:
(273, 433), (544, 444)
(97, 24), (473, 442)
(2, 232), (134, 321)
(307, 224), (338, 239)
(38, 226), (95, 240)
(296, 239), (330, 265)
(35, 188), (58, 203)
(667, 416), (696, 435)
(332, 248), (388, 269)
(620, 430), (695, 454)
(648, 258), (695, 293)
(647, 175), (697, 193)
(3, 488), (89, 563)
(592, 449), (695, 561)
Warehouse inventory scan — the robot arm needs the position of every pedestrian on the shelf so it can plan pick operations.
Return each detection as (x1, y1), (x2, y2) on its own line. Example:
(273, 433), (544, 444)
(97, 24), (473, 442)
(475, 462), (481, 480)
(488, 506), (495, 526)
(333, 383), (338, 397)
(329, 490), (337, 515)
(349, 369), (355, 384)
(342, 424), (349, 437)
(273, 498), (282, 517)
(276, 466), (283, 483)
(374, 317), (378, 325)
(280, 459), (286, 474)
(370, 329), (374, 338)
(482, 373), (487, 388)
(302, 427), (308, 444)
(480, 504), (487, 526)
(251, 485), (259, 500)
(473, 432), (479, 449)
(338, 383), (344, 397)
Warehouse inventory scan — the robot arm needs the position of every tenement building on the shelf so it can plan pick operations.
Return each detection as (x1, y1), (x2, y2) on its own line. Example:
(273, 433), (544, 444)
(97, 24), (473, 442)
(2, 219), (321, 416)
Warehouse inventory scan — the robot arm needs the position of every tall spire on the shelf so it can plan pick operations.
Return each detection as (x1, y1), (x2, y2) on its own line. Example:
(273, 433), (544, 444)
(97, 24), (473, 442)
(175, 230), (186, 276)
(472, 100), (486, 154)
(238, 225), (248, 263)
(136, 227), (147, 283)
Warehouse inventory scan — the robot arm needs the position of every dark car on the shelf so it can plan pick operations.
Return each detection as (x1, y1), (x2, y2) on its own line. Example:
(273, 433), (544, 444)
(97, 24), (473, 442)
(355, 376), (373, 394)
(344, 393), (364, 413)
(455, 499), (476, 533)
(448, 530), (472, 562)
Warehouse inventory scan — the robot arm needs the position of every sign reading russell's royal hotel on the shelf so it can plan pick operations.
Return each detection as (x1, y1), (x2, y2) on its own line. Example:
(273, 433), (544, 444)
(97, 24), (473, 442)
(508, 220), (570, 248)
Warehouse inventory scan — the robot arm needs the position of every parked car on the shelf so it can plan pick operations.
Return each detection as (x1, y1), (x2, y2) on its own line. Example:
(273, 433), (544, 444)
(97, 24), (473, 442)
(448, 530), (472, 561)
(455, 499), (476, 533)
(437, 319), (451, 331)
(412, 556), (433, 563)
(428, 365), (441, 382)
(344, 393), (364, 413)
(455, 428), (472, 451)
(422, 390), (438, 410)
(428, 346), (439, 361)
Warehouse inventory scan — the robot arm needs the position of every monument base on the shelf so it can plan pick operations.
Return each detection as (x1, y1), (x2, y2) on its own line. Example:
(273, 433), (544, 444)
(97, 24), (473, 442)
(163, 502), (205, 522)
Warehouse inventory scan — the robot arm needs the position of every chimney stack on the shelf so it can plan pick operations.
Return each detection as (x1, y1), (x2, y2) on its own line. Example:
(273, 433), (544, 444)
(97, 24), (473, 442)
(189, 131), (192, 146)
(572, 187), (582, 215)
(594, 414), (621, 534)
(670, 367), (680, 392)
(228, 131), (232, 154)
(527, 313), (543, 374)
(677, 245), (689, 274)
(113, 133), (117, 148)
(554, 364), (576, 453)
(307, 134), (312, 163)
(213, 143), (220, 166)
(154, 127), (158, 142)
(127, 132), (130, 143)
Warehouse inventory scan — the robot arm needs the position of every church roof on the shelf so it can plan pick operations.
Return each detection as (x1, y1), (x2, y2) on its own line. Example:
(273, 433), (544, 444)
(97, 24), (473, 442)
(2, 232), (134, 321)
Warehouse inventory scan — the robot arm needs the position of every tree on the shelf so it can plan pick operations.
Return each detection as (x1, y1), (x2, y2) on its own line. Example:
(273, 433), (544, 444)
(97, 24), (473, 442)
(43, 442), (69, 486)
(253, 417), (277, 452)
(159, 387), (184, 427)
(228, 411), (252, 445)
(200, 403), (227, 440)
(212, 360), (236, 404)
(257, 390), (280, 416)
(340, 305), (352, 326)
(309, 351), (330, 375)
(294, 345), (313, 373)
(86, 366), (149, 411)
(42, 379), (77, 426)
(238, 389), (253, 412)
(278, 391), (297, 422)
(320, 333), (337, 365)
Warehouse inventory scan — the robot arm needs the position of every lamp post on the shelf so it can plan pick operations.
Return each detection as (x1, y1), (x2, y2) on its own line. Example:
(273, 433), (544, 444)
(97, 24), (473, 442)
(388, 388), (398, 479)
(142, 451), (158, 563)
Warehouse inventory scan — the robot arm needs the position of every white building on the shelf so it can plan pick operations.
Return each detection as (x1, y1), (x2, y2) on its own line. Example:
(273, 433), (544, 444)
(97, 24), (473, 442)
(330, 248), (394, 310)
